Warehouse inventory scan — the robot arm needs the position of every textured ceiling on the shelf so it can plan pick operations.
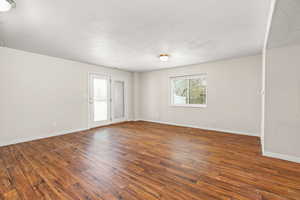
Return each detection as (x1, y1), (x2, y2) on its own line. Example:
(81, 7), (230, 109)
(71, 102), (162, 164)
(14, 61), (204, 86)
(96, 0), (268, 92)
(268, 0), (300, 49)
(0, 0), (272, 71)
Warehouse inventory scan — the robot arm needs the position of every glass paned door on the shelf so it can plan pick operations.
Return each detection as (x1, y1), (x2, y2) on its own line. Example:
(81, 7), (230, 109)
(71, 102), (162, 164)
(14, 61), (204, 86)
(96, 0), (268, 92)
(113, 80), (125, 121)
(89, 74), (111, 128)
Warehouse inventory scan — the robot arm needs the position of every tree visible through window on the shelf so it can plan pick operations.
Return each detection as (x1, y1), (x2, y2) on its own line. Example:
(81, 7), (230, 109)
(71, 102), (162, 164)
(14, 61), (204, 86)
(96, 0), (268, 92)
(171, 74), (207, 106)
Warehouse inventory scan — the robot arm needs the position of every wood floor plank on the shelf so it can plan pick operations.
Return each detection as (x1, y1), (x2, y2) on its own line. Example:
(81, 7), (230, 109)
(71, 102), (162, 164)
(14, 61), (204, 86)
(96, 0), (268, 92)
(1, 190), (21, 200)
(0, 121), (300, 199)
(0, 160), (13, 195)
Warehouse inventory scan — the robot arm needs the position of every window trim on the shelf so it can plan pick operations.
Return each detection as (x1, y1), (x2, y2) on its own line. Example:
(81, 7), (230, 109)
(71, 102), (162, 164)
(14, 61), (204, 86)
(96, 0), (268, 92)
(170, 74), (208, 108)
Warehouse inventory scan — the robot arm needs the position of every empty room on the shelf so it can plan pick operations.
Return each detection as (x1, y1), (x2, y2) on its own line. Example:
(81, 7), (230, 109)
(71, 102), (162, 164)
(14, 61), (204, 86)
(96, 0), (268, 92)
(1, 0), (300, 199)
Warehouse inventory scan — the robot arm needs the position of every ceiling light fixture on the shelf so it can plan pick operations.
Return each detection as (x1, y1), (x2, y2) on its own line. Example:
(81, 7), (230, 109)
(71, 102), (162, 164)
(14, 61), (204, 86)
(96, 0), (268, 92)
(159, 54), (169, 62)
(0, 0), (15, 12)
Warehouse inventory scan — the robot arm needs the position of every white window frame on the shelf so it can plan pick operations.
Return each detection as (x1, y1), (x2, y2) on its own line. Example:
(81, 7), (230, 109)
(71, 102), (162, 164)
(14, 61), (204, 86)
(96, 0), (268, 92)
(170, 74), (207, 108)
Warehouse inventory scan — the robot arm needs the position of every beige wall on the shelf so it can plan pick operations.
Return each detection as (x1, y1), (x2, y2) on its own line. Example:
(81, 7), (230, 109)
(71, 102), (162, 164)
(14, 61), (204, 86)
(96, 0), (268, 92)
(264, 44), (300, 159)
(137, 55), (262, 136)
(0, 47), (134, 146)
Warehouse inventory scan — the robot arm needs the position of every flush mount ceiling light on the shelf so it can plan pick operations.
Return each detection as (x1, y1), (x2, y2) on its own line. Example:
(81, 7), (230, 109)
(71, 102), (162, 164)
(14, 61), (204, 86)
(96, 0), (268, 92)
(159, 54), (169, 62)
(0, 0), (15, 12)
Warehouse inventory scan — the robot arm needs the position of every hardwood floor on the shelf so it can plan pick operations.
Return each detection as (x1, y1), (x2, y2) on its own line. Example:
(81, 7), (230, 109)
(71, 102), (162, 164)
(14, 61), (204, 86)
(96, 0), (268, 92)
(0, 121), (300, 200)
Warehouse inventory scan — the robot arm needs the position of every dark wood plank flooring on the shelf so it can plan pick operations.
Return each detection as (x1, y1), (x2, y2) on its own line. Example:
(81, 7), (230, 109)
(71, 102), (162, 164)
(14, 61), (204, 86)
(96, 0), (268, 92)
(0, 121), (300, 200)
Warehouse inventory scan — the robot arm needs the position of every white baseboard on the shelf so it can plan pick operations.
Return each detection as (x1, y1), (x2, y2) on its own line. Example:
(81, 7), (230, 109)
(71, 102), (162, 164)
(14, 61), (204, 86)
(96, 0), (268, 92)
(0, 119), (133, 147)
(263, 151), (300, 163)
(136, 119), (259, 137)
(132, 119), (141, 122)
(0, 127), (88, 147)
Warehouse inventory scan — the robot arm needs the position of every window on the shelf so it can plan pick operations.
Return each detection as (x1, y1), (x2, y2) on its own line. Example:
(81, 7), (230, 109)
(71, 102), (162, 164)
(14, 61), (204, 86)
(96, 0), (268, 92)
(170, 74), (207, 107)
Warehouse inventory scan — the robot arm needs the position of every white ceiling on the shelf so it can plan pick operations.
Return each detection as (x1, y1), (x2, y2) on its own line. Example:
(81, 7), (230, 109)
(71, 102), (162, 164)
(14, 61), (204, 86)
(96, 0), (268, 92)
(0, 0), (272, 71)
(268, 0), (300, 49)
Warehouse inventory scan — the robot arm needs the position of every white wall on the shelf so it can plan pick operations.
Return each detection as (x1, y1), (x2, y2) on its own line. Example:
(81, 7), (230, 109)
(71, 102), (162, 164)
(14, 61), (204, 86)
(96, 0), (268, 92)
(137, 55), (262, 136)
(0, 47), (134, 146)
(261, 0), (300, 163)
(133, 72), (141, 119)
(264, 44), (300, 160)
(0, 47), (264, 146)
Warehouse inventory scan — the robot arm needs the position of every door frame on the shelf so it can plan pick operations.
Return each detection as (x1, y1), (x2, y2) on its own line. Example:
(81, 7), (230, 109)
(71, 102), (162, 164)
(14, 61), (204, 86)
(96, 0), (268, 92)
(88, 72), (111, 129)
(87, 72), (128, 129)
(111, 78), (127, 123)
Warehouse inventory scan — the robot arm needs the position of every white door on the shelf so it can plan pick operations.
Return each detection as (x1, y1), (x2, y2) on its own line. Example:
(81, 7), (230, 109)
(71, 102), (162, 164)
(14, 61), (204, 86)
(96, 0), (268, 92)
(112, 80), (125, 122)
(89, 74), (111, 128)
